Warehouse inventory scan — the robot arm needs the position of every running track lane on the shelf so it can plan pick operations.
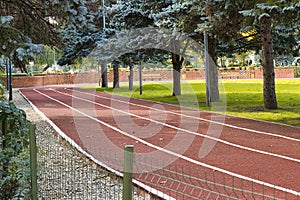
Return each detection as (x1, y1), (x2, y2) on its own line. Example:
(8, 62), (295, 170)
(20, 86), (300, 200)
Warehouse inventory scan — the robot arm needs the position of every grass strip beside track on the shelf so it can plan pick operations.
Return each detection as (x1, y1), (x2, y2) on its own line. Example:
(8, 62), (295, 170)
(83, 79), (300, 127)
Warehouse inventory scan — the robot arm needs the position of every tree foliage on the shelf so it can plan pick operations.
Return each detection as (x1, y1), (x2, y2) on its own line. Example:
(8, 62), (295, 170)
(0, 100), (31, 199)
(239, 0), (300, 108)
(240, 1), (300, 56)
(0, 0), (92, 72)
(2, 0), (299, 106)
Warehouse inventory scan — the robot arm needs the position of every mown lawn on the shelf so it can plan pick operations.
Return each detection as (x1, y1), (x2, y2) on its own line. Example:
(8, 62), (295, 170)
(83, 79), (300, 127)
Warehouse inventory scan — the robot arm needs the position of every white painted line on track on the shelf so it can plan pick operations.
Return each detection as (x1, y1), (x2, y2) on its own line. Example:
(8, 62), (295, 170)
(55, 89), (300, 163)
(20, 89), (176, 200)
(33, 88), (300, 196)
(66, 88), (300, 143)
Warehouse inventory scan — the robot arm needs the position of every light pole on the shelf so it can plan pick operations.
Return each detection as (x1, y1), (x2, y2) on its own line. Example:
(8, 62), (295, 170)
(139, 61), (142, 95)
(102, 0), (106, 30)
(53, 48), (56, 72)
(8, 51), (13, 101)
(204, 32), (210, 106)
(101, 0), (108, 91)
(5, 57), (9, 91)
(97, 0), (106, 87)
(97, 63), (101, 86)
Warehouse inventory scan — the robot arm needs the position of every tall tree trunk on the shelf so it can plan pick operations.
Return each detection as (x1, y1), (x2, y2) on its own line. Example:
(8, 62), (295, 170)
(207, 35), (220, 102)
(101, 62), (107, 88)
(204, 2), (220, 103)
(97, 63), (101, 86)
(171, 40), (184, 96)
(14, 56), (28, 73)
(113, 64), (119, 89)
(260, 15), (277, 109)
(128, 64), (134, 90)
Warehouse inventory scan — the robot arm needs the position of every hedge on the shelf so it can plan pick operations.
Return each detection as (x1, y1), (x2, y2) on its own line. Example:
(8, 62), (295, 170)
(0, 84), (31, 200)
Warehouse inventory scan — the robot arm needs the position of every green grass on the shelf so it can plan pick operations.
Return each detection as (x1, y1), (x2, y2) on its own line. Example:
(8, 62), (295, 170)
(83, 79), (300, 127)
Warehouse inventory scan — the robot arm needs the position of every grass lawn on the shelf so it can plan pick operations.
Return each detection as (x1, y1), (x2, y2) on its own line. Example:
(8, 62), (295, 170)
(83, 79), (300, 127)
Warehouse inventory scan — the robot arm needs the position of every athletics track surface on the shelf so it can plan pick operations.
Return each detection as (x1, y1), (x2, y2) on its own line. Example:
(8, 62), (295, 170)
(20, 86), (300, 200)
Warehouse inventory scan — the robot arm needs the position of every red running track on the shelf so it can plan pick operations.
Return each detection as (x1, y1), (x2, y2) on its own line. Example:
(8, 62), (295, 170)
(20, 86), (300, 200)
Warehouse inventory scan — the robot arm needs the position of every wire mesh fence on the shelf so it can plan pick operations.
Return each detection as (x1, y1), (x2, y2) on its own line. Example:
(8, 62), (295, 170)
(36, 127), (159, 200)
(83, 143), (300, 200)
(133, 158), (300, 200)
(35, 125), (300, 200)
(2, 113), (299, 200)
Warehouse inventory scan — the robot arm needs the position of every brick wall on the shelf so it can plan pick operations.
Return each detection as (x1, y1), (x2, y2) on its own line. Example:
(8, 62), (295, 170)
(1, 72), (98, 88)
(253, 68), (294, 79)
(1, 68), (295, 88)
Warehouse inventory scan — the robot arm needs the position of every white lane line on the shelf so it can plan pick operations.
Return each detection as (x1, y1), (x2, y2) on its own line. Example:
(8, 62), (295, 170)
(56, 89), (300, 163)
(33, 88), (300, 196)
(67, 88), (300, 143)
(20, 90), (175, 200)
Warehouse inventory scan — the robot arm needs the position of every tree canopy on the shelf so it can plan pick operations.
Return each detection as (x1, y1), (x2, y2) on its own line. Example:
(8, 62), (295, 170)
(2, 0), (299, 70)
(1, 0), (299, 108)
(0, 0), (91, 72)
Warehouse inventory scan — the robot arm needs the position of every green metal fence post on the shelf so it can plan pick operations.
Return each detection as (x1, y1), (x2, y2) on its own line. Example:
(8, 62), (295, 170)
(1, 115), (7, 147)
(29, 124), (38, 200)
(1, 115), (8, 176)
(123, 145), (134, 200)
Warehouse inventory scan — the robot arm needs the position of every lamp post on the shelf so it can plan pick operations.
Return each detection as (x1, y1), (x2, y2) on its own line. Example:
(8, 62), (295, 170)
(97, 63), (101, 86)
(204, 32), (210, 106)
(8, 51), (13, 101)
(102, 0), (108, 91)
(102, 0), (106, 30)
(5, 57), (9, 91)
(53, 48), (56, 72)
(139, 61), (142, 95)
(97, 0), (106, 87)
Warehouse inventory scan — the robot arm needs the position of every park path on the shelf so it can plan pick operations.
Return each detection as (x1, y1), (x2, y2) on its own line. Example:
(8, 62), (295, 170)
(20, 86), (300, 200)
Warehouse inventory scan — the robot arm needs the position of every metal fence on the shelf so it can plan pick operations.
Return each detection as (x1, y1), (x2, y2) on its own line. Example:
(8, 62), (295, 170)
(35, 126), (299, 200)
(36, 127), (157, 200)
(132, 160), (298, 200)
(1, 117), (299, 200)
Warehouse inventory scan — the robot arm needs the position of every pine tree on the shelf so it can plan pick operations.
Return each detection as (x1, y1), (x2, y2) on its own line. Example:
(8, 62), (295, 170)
(0, 0), (91, 72)
(240, 1), (300, 109)
(196, 0), (299, 108)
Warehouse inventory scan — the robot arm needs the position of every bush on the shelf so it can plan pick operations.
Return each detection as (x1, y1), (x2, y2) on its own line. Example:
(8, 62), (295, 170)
(292, 66), (300, 78)
(0, 99), (31, 199)
(0, 82), (5, 101)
